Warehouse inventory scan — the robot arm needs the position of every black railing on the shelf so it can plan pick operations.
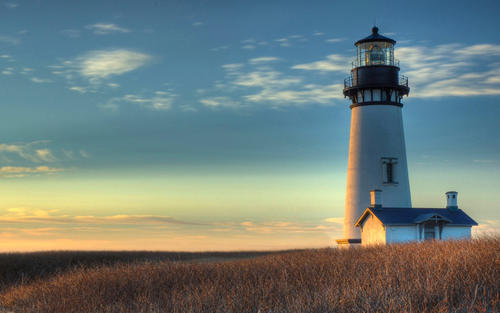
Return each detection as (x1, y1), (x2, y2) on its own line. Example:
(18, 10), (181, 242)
(344, 75), (409, 89)
(399, 75), (408, 87)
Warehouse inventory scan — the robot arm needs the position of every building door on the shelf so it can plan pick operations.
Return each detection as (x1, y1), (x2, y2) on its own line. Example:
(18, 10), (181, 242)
(424, 223), (435, 240)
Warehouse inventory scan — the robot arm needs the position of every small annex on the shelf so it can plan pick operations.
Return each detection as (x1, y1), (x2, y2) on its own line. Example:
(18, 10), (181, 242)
(355, 190), (478, 245)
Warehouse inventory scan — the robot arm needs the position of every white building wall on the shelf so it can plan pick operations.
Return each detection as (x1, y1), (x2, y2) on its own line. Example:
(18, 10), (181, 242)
(344, 105), (412, 239)
(441, 226), (471, 240)
(360, 214), (386, 245)
(385, 225), (418, 243)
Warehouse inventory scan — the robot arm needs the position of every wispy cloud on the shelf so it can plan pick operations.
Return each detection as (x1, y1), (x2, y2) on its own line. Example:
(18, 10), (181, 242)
(0, 35), (20, 45)
(325, 38), (345, 43)
(86, 23), (130, 35)
(192, 22), (204, 27)
(473, 219), (500, 236)
(31, 77), (52, 83)
(78, 49), (151, 79)
(104, 91), (176, 111)
(4, 2), (18, 9)
(35, 149), (57, 162)
(0, 165), (64, 178)
(53, 49), (152, 91)
(292, 54), (350, 72)
(249, 57), (280, 64)
(199, 96), (241, 109)
(396, 43), (500, 97)
(0, 141), (53, 163)
(0, 208), (204, 226)
(203, 56), (345, 109)
(0, 141), (86, 165)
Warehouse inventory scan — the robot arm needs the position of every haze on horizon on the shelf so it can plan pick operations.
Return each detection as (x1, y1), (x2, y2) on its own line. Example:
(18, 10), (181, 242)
(0, 0), (499, 251)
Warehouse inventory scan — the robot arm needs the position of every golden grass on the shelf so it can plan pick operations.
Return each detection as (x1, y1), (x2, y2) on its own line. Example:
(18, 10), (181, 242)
(0, 238), (498, 313)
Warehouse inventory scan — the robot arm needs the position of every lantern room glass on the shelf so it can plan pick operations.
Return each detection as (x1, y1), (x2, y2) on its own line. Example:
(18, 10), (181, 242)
(356, 41), (395, 67)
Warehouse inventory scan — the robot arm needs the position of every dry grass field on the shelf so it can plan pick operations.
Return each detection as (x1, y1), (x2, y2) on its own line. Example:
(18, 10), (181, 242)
(0, 238), (498, 313)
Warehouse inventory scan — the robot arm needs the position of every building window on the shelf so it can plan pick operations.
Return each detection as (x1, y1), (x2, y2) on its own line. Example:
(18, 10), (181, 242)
(381, 158), (398, 184)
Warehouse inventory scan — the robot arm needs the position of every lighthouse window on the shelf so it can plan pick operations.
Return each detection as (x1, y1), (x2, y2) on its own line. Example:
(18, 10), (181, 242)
(363, 89), (371, 102)
(382, 158), (398, 184)
(357, 91), (363, 102)
(381, 90), (387, 101)
(386, 163), (394, 183)
(390, 91), (396, 102)
(372, 89), (381, 101)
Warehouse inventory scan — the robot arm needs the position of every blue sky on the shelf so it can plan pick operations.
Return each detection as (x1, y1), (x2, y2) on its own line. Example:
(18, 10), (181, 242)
(0, 0), (498, 251)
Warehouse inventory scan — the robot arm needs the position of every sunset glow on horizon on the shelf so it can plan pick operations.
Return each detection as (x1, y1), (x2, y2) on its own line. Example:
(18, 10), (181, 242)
(0, 0), (499, 251)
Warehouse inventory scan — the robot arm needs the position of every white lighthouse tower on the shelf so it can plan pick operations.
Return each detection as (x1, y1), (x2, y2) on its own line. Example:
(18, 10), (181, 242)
(337, 27), (412, 247)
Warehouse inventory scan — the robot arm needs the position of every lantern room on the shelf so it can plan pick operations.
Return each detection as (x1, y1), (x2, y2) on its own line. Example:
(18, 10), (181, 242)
(354, 27), (396, 67)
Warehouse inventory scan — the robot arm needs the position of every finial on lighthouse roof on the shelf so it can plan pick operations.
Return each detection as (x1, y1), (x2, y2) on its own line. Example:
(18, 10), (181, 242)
(355, 26), (396, 46)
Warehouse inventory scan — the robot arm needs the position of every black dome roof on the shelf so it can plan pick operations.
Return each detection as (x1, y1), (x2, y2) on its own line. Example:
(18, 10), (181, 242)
(355, 27), (396, 46)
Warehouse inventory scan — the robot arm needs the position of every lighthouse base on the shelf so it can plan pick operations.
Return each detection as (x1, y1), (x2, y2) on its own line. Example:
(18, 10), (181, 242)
(336, 238), (361, 249)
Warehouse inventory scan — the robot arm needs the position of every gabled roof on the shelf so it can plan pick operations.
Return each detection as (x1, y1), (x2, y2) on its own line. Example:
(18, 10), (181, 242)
(355, 207), (478, 227)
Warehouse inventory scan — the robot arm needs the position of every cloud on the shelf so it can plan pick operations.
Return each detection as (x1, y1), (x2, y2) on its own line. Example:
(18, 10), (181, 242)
(36, 149), (57, 162)
(249, 57), (280, 64)
(86, 23), (130, 35)
(203, 56), (345, 109)
(68, 86), (89, 93)
(221, 63), (244, 72)
(274, 38), (290, 47)
(244, 83), (343, 106)
(54, 49), (152, 91)
(192, 22), (204, 27)
(78, 49), (151, 79)
(395, 43), (500, 97)
(199, 96), (241, 109)
(0, 208), (203, 226)
(0, 166), (64, 177)
(210, 45), (230, 52)
(324, 217), (344, 224)
(0, 35), (20, 45)
(2, 68), (13, 75)
(473, 219), (500, 237)
(292, 54), (350, 72)
(0, 141), (86, 165)
(0, 141), (53, 163)
(4, 2), (18, 8)
(233, 70), (301, 88)
(31, 77), (52, 83)
(104, 91), (175, 111)
(239, 220), (343, 235)
(0, 166), (62, 173)
(242, 44), (256, 50)
(325, 38), (345, 43)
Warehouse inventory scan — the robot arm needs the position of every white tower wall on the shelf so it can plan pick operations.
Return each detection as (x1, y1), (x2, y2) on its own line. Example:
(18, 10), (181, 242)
(343, 104), (412, 239)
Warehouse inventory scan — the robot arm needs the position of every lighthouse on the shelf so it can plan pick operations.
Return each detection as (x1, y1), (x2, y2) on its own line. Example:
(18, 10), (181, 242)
(336, 27), (412, 247)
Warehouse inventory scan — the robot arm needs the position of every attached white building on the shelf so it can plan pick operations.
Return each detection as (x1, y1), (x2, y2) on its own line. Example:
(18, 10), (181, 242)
(354, 190), (477, 245)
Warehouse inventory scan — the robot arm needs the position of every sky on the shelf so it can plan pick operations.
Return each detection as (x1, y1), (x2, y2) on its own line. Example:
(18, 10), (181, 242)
(0, 0), (499, 251)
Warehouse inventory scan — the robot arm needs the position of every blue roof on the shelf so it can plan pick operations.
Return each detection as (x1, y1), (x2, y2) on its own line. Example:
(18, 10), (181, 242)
(355, 207), (478, 227)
